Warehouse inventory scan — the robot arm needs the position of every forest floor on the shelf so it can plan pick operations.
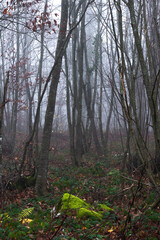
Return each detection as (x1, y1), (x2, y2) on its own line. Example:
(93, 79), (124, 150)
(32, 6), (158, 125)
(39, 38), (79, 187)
(0, 150), (160, 239)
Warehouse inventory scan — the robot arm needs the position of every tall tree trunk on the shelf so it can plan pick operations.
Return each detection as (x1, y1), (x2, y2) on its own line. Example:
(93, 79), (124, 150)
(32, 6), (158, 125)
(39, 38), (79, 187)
(0, 72), (9, 188)
(76, 1), (86, 165)
(10, 1), (20, 152)
(35, 0), (68, 195)
(65, 0), (94, 165)
(67, 0), (78, 166)
(22, 10), (34, 163)
(35, 0), (48, 161)
(127, 0), (160, 169)
(83, 37), (102, 156)
(65, 52), (77, 166)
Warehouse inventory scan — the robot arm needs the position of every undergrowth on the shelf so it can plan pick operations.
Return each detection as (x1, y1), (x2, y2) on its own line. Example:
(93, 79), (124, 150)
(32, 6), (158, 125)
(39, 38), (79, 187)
(0, 152), (159, 239)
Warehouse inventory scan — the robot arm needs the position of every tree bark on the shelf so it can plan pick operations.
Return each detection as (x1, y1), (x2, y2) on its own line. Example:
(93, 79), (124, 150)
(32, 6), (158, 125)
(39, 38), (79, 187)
(10, 0), (20, 152)
(35, 0), (48, 161)
(0, 72), (9, 188)
(75, 1), (86, 165)
(127, 0), (160, 169)
(35, 0), (68, 195)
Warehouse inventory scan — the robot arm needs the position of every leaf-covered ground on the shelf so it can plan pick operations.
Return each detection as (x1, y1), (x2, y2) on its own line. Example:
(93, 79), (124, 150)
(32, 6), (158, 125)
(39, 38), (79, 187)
(0, 151), (160, 239)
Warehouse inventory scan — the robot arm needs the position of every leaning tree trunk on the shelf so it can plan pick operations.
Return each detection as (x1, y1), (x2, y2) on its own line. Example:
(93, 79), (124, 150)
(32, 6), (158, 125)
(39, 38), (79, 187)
(35, 0), (68, 195)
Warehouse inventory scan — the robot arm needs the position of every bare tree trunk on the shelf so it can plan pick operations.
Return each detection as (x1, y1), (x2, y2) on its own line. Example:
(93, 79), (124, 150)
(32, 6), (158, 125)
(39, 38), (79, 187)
(19, 0), (94, 177)
(65, 0), (95, 165)
(22, 11), (35, 163)
(10, 1), (20, 152)
(65, 52), (77, 166)
(75, 1), (86, 165)
(68, 0), (79, 166)
(127, 0), (160, 169)
(0, 72), (9, 188)
(35, 0), (48, 161)
(35, 0), (68, 195)
(83, 38), (103, 156)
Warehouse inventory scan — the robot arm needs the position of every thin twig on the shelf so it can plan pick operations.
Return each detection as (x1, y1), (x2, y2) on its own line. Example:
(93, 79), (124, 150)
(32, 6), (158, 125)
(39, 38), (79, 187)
(49, 215), (67, 239)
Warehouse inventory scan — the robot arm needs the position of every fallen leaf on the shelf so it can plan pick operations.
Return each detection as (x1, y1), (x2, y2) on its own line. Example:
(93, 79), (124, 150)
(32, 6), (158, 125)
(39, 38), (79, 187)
(108, 226), (114, 233)
(82, 226), (87, 230)
(22, 218), (33, 224)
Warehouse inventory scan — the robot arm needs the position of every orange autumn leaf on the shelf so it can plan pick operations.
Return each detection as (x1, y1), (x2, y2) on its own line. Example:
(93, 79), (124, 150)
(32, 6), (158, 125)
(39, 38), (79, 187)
(82, 226), (87, 230)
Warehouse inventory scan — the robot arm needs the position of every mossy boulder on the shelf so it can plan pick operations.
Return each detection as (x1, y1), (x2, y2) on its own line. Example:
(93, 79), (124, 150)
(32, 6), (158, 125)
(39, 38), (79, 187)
(77, 208), (102, 220)
(61, 193), (89, 210)
(57, 193), (113, 220)
(97, 204), (113, 212)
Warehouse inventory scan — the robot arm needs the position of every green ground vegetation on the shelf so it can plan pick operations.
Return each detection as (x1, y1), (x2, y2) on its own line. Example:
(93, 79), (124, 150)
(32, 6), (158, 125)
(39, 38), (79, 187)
(0, 151), (160, 239)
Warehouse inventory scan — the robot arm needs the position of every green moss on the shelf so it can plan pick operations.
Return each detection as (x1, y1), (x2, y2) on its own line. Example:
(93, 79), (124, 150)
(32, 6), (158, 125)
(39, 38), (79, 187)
(62, 193), (89, 210)
(98, 204), (113, 212)
(59, 193), (103, 220)
(77, 208), (102, 220)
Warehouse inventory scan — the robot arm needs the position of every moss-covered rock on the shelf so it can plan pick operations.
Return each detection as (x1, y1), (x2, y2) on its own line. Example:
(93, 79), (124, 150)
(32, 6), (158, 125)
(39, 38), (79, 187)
(61, 193), (89, 210)
(57, 193), (113, 220)
(97, 204), (113, 212)
(77, 208), (102, 220)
